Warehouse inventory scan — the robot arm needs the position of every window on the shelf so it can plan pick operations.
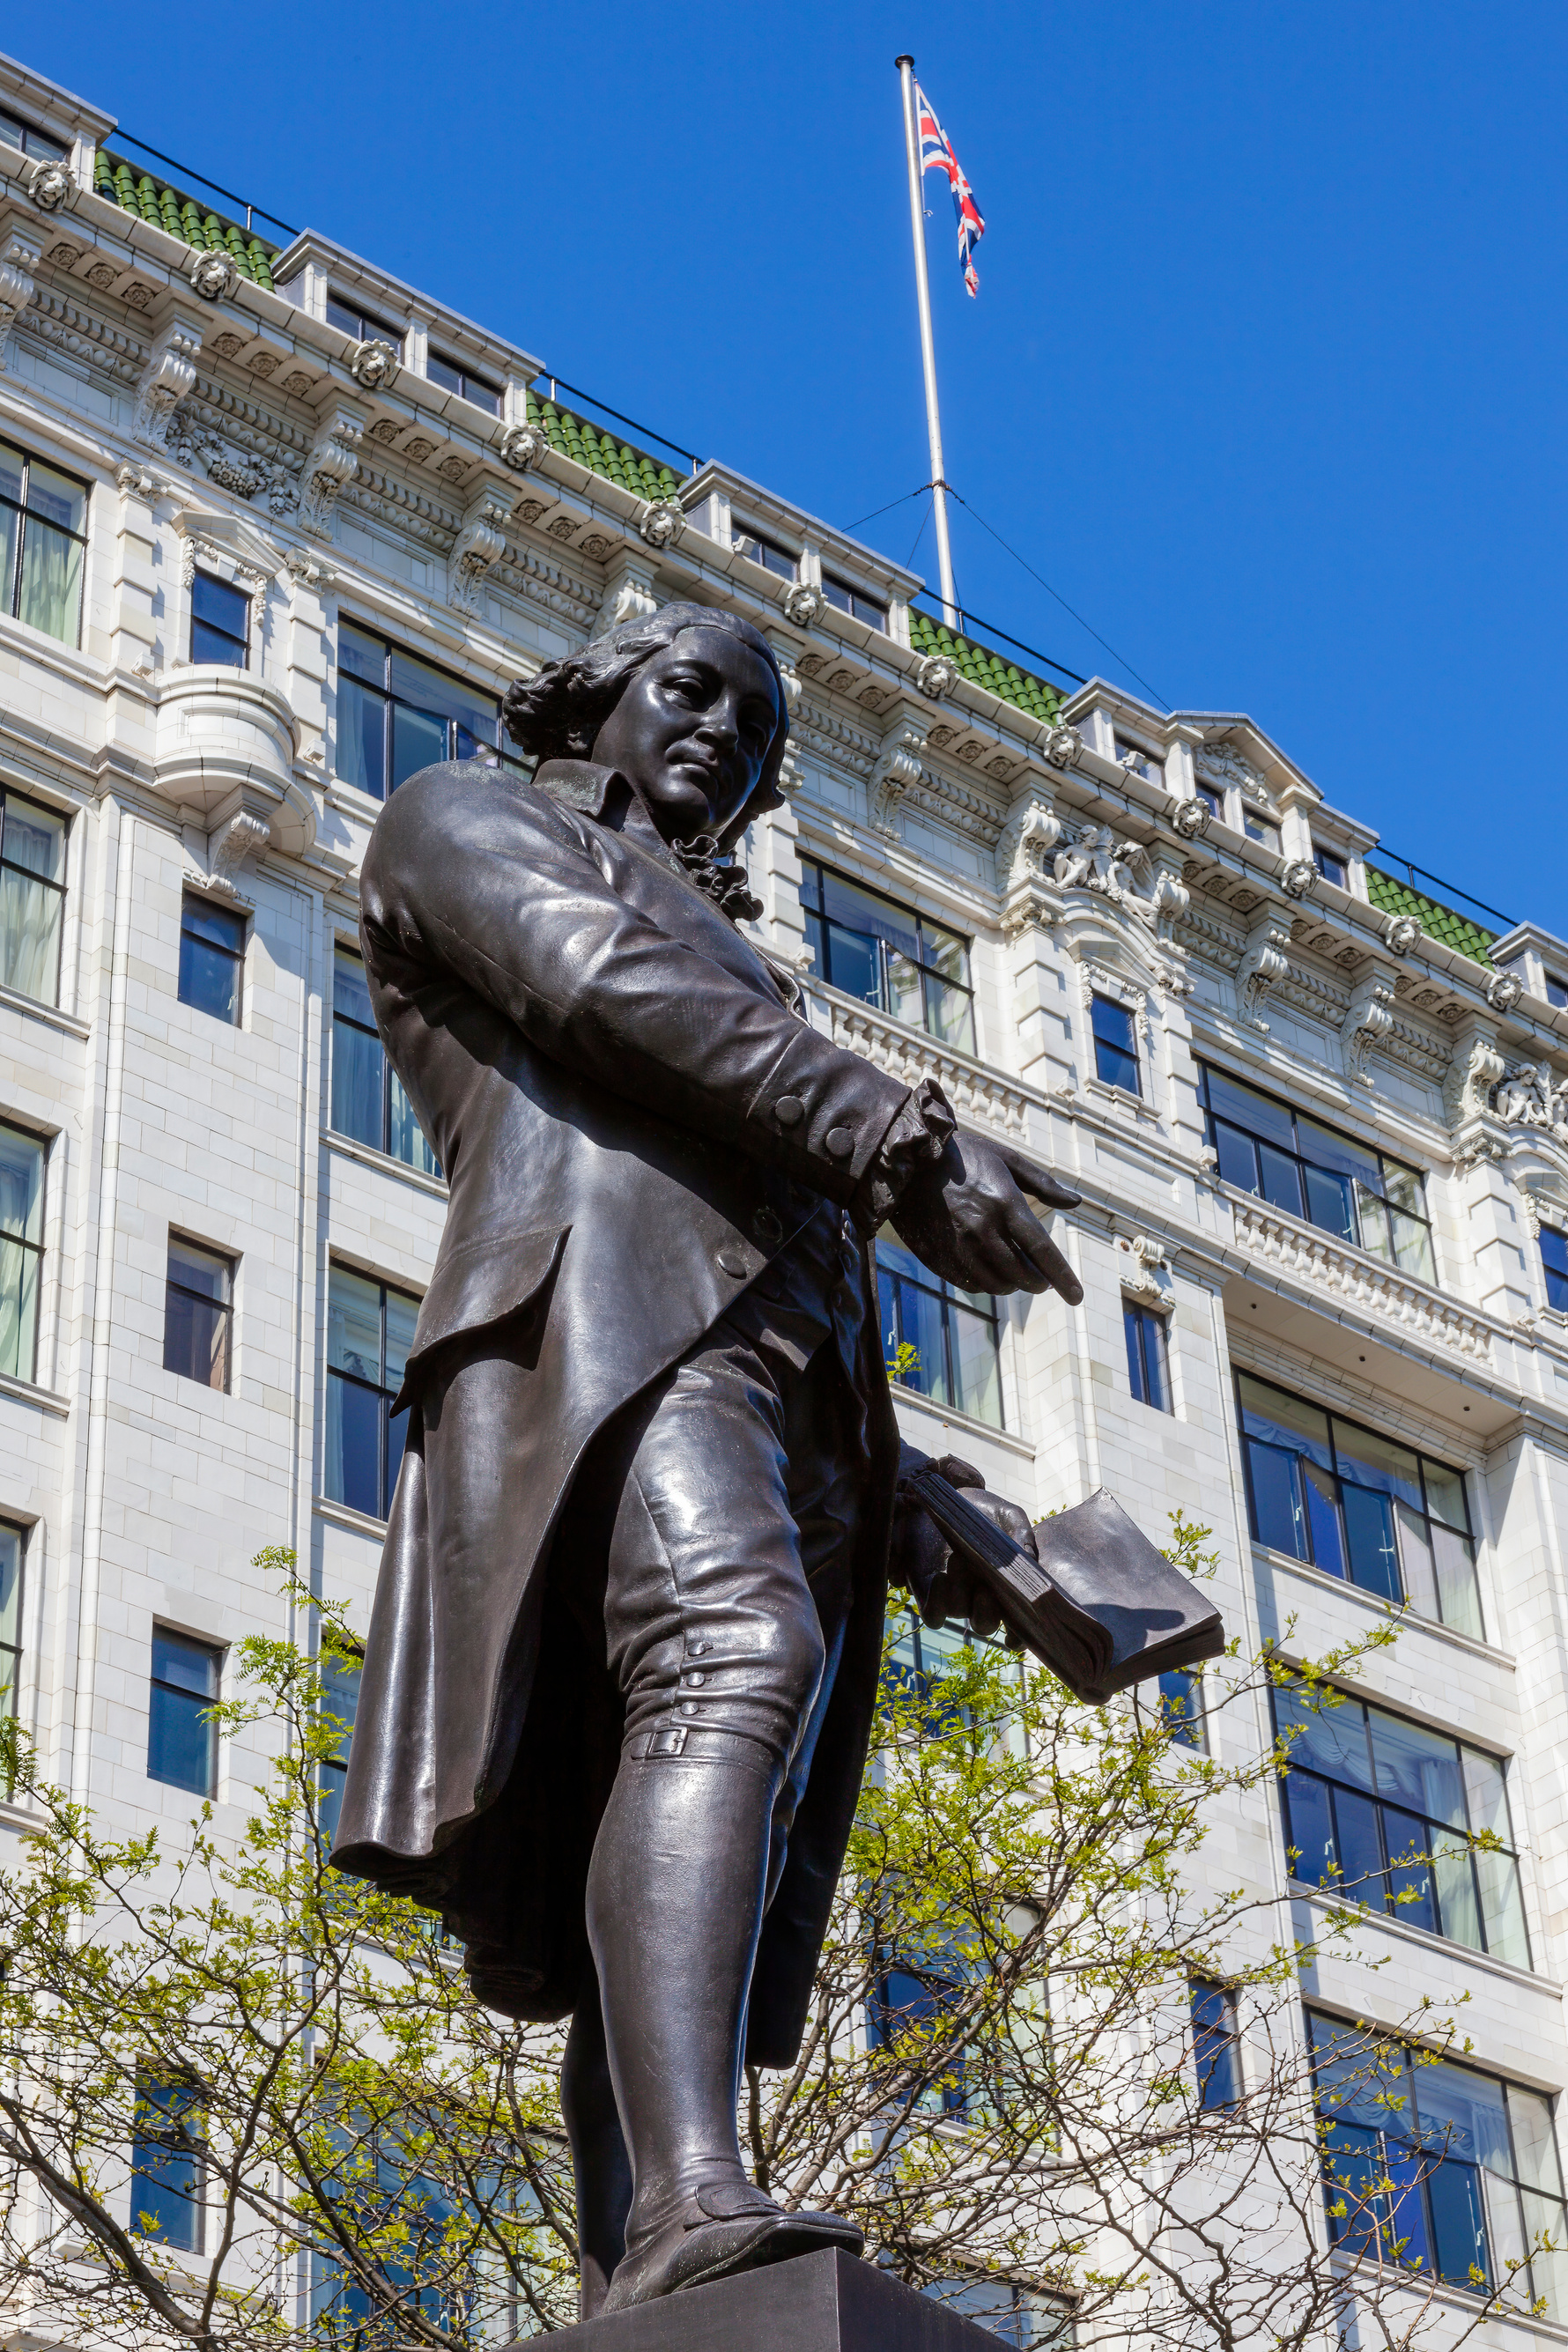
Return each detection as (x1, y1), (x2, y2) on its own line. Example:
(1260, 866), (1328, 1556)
(130, 2068), (204, 2251)
(178, 894), (245, 1024)
(1242, 809), (1280, 852)
(0, 786), (66, 1006)
(822, 573), (888, 630)
(330, 947), (440, 1176)
(163, 1239), (234, 1392)
(148, 1629), (221, 1796)
(189, 571), (248, 668)
(1313, 841), (1348, 889)
(1194, 781), (1224, 824)
(1273, 1678), (1528, 1964)
(325, 293), (403, 350)
(0, 441), (87, 648)
(337, 620), (518, 802)
(1237, 1372), (1483, 1638)
(731, 527), (795, 580)
(918, 2277), (1072, 2349)
(425, 351), (500, 414)
(1114, 736), (1164, 784)
(1307, 2010), (1567, 2314)
(1200, 1062), (1434, 1280)
(1547, 973), (1568, 1010)
(317, 1647), (361, 1847)
(800, 860), (975, 1053)
(0, 1119), (45, 1385)
(1124, 1302), (1169, 1411)
(1158, 1667), (1204, 1749)
(878, 1229), (1002, 1428)
(0, 111), (67, 161)
(867, 1931), (973, 2116)
(885, 1604), (978, 1727)
(1190, 1979), (1239, 2110)
(0, 1521), (23, 1721)
(1543, 1227), (1568, 1313)
(1091, 995), (1139, 1094)
(325, 1268), (419, 1521)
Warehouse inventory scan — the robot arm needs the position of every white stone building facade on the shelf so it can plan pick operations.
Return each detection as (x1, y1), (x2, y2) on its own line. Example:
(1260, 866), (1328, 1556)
(4, 40), (1568, 2348)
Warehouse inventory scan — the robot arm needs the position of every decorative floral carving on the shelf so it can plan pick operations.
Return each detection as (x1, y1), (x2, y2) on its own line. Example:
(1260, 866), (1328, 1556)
(1235, 906), (1293, 1029)
(1200, 739), (1267, 797)
(780, 581), (821, 625)
(45, 240), (83, 269)
(202, 807), (271, 894)
(915, 653), (957, 699)
(1443, 1021), (1505, 1130)
(448, 485), (514, 616)
(368, 418), (400, 445)
(499, 421), (547, 473)
(1341, 967), (1397, 1085)
(995, 795), (1062, 895)
(298, 404), (365, 538)
(114, 462), (153, 499)
(350, 337), (399, 391)
(85, 262), (116, 292)
(210, 331), (246, 359)
(1281, 858), (1320, 899)
(27, 159), (71, 212)
(517, 498), (547, 524)
(437, 457), (468, 483)
(248, 351), (278, 378)
(985, 756), (1014, 781)
(133, 316), (203, 449)
(1383, 913), (1422, 956)
(284, 548), (334, 591)
(124, 284), (154, 312)
(0, 229), (41, 357)
(282, 371), (314, 398)
(1172, 795), (1211, 839)
(638, 499), (684, 550)
(189, 251), (238, 302)
(404, 437), (434, 462)
(868, 714), (928, 838)
(580, 533), (615, 561)
(547, 516), (576, 542)
(1487, 969), (1524, 1014)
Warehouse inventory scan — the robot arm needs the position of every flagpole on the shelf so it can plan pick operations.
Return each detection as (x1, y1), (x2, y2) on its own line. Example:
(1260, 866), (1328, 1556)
(895, 54), (958, 628)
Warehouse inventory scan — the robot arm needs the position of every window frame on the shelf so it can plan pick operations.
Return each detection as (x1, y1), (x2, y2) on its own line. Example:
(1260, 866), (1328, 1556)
(1190, 1978), (1240, 2111)
(799, 858), (976, 1054)
(162, 1236), (235, 1394)
(317, 1643), (363, 1847)
(1090, 993), (1140, 1095)
(334, 617), (520, 803)
(189, 570), (250, 669)
(1199, 1060), (1434, 1278)
(1123, 1300), (1170, 1411)
(329, 944), (440, 1177)
(0, 1519), (24, 1727)
(425, 350), (501, 414)
(731, 525), (796, 581)
(1242, 808), (1281, 851)
(1313, 840), (1349, 888)
(1157, 1666), (1205, 1750)
(325, 292), (404, 351)
(1194, 780), (1224, 824)
(1272, 1676), (1528, 1966)
(1545, 973), (1567, 1010)
(0, 110), (68, 161)
(0, 439), (90, 649)
(1236, 1369), (1483, 1636)
(821, 572), (889, 631)
(1542, 1225), (1568, 1314)
(0, 783), (68, 1008)
(1113, 736), (1165, 785)
(877, 1231), (1004, 1431)
(147, 1626), (222, 1798)
(177, 891), (246, 1025)
(0, 1115), (47, 1387)
(324, 1264), (421, 1522)
(130, 2066), (206, 2253)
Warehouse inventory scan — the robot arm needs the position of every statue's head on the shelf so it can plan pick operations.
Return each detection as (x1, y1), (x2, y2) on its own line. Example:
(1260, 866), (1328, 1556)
(502, 605), (788, 849)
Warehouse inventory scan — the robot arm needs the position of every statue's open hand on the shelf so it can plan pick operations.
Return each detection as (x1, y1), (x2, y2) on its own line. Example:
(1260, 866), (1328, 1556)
(891, 1132), (1084, 1302)
(890, 1454), (1039, 1645)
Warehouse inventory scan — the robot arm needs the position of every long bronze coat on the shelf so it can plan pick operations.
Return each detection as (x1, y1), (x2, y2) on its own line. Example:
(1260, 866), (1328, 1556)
(330, 758), (913, 2064)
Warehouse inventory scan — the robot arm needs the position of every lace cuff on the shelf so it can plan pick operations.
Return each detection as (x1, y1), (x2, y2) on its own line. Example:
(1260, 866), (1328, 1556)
(851, 1077), (957, 1235)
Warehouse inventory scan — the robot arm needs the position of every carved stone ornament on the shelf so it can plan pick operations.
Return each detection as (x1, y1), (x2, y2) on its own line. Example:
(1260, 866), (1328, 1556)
(1341, 966), (1397, 1086)
(284, 546), (335, 593)
(1496, 1061), (1568, 1137)
(1043, 721), (1084, 772)
(638, 498), (684, 551)
(448, 485), (514, 616)
(350, 337), (400, 392)
(1171, 795), (1211, 839)
(1383, 913), (1422, 956)
(1053, 825), (1188, 937)
(298, 403), (365, 538)
(1442, 1020), (1505, 1130)
(1235, 906), (1293, 1030)
(189, 251), (240, 303)
(133, 314), (203, 450)
(995, 794), (1062, 896)
(1281, 858), (1320, 900)
(115, 461), (154, 500)
(0, 229), (41, 358)
(914, 652), (957, 700)
(1200, 739), (1267, 797)
(499, 421), (548, 472)
(780, 581), (821, 626)
(1116, 1233), (1174, 1306)
(27, 158), (71, 212)
(868, 712), (928, 838)
(1487, 968), (1524, 1014)
(201, 806), (272, 895)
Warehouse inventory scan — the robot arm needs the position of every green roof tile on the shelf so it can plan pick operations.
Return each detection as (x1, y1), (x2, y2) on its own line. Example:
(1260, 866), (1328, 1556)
(95, 152), (277, 289)
(1365, 867), (1497, 966)
(525, 391), (680, 500)
(907, 608), (1064, 725)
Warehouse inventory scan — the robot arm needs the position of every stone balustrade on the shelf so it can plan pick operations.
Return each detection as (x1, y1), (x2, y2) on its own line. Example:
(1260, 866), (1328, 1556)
(803, 985), (1032, 1137)
(1227, 1192), (1494, 1364)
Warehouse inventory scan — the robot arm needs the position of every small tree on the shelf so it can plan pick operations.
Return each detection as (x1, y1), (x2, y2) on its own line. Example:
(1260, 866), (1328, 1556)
(0, 1535), (1545, 2352)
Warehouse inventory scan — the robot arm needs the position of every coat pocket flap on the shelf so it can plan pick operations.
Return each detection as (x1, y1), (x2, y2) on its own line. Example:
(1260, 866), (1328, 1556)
(395, 1225), (569, 1408)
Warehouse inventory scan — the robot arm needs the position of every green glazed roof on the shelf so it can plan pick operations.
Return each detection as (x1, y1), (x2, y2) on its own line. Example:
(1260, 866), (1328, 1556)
(908, 608), (1065, 725)
(525, 390), (683, 500)
(1365, 867), (1497, 967)
(94, 152), (277, 289)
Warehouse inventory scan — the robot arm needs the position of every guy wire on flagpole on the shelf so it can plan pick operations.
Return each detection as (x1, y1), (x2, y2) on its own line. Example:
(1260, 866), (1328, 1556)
(894, 55), (958, 627)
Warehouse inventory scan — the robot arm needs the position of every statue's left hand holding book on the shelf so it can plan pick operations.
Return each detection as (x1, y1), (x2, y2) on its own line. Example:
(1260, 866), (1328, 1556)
(897, 1443), (1225, 1703)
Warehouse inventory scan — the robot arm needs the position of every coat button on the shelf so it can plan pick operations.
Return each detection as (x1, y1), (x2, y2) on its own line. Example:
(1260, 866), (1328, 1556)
(825, 1127), (855, 1159)
(775, 1096), (804, 1127)
(753, 1207), (783, 1245)
(717, 1246), (749, 1277)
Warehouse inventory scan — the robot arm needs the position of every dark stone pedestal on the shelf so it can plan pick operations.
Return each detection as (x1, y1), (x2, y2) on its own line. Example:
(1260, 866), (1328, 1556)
(533, 2249), (1005, 2352)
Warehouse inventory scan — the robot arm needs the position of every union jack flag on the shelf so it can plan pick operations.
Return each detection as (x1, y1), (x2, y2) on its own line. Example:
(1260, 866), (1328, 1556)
(915, 81), (986, 296)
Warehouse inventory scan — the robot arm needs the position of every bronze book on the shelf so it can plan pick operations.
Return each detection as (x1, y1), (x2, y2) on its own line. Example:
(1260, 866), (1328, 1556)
(903, 1468), (1224, 1705)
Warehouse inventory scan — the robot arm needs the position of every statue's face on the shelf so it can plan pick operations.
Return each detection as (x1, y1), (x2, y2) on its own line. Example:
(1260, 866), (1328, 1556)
(589, 626), (780, 843)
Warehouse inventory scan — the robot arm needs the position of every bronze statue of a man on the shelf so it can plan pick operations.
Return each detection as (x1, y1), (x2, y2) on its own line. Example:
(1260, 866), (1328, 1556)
(330, 605), (1082, 2315)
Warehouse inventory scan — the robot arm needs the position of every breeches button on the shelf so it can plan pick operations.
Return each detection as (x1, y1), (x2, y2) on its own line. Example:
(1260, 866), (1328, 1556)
(825, 1126), (855, 1159)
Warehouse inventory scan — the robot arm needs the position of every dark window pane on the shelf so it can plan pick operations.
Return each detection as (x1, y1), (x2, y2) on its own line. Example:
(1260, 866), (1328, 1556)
(149, 1631), (219, 1794)
(1091, 995), (1139, 1093)
(1426, 2158), (1490, 2290)
(1203, 1068), (1296, 1150)
(1543, 1229), (1568, 1312)
(1282, 1771), (1336, 1886)
(1368, 1709), (1466, 1825)
(339, 622), (387, 684)
(131, 2071), (203, 2251)
(825, 920), (880, 1007)
(1341, 1483), (1402, 1601)
(337, 675), (388, 798)
(1274, 1683), (1374, 1785)
(1191, 1980), (1239, 2109)
(1332, 1786), (1387, 1907)
(163, 1247), (232, 1388)
(1303, 1161), (1355, 1239)
(388, 649), (496, 739)
(1246, 1439), (1307, 1558)
(391, 700), (447, 791)
(326, 1372), (383, 1517)
(1213, 1121), (1260, 1193)
(178, 931), (240, 1022)
(1302, 1460), (1347, 1577)
(1333, 1422), (1423, 1512)
(191, 573), (248, 635)
(191, 616), (247, 667)
(426, 351), (462, 395)
(1258, 1143), (1305, 1216)
(331, 1017), (385, 1148)
(388, 1068), (440, 1178)
(1382, 1806), (1439, 1934)
(167, 1239), (231, 1305)
(1160, 1667), (1202, 1747)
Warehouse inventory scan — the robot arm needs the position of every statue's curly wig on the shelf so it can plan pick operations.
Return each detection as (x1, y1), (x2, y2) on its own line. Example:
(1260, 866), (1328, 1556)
(501, 603), (790, 841)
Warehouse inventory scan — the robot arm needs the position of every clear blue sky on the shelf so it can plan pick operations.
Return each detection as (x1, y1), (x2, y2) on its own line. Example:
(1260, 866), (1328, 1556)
(27, 0), (1568, 937)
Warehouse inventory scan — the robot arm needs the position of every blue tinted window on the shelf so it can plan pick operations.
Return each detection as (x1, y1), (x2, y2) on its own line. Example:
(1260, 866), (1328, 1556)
(131, 2069), (203, 2250)
(178, 893), (245, 1024)
(1124, 1303), (1169, 1411)
(148, 1630), (220, 1795)
(1191, 1979), (1239, 2110)
(1542, 1227), (1568, 1313)
(1091, 995), (1139, 1094)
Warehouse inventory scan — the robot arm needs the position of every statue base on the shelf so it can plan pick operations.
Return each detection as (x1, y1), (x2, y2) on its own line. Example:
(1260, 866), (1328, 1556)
(529, 2248), (1010, 2352)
